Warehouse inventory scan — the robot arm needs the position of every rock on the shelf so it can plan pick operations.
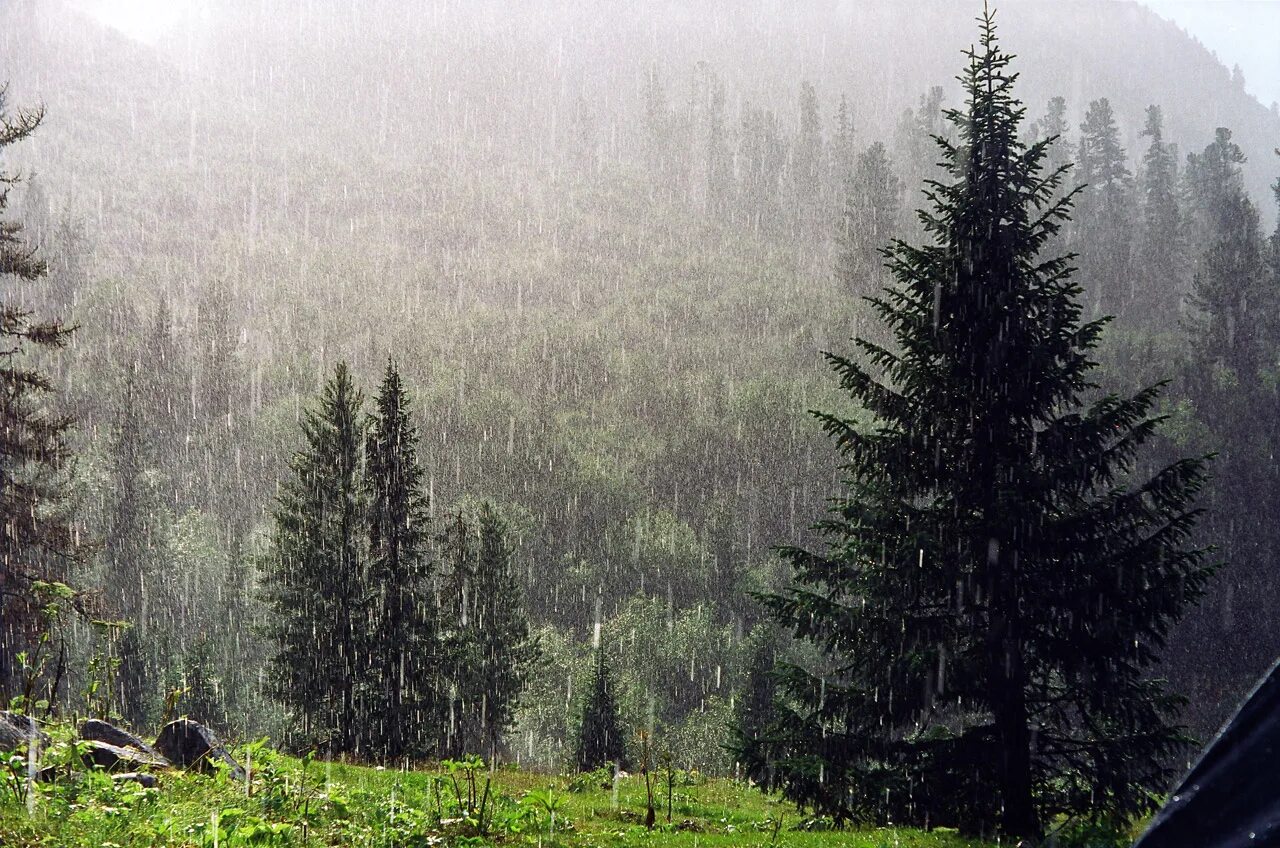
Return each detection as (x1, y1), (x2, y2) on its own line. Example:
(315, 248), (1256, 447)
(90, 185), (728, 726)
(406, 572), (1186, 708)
(80, 719), (165, 760)
(154, 719), (245, 779)
(0, 712), (50, 751)
(112, 771), (159, 789)
(82, 740), (171, 772)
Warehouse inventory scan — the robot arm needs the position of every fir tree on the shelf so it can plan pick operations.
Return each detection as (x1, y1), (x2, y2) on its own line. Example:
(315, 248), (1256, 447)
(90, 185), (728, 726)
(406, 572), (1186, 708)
(576, 647), (627, 772)
(1172, 129), (1280, 719)
(791, 81), (825, 231)
(0, 86), (79, 698)
(731, 624), (781, 790)
(835, 141), (902, 308)
(1184, 128), (1272, 378)
(1074, 97), (1134, 318)
(1033, 96), (1071, 175)
(365, 360), (439, 760)
(105, 372), (164, 725)
(263, 362), (367, 754)
(755, 12), (1211, 837)
(1135, 105), (1184, 325)
(453, 502), (538, 761)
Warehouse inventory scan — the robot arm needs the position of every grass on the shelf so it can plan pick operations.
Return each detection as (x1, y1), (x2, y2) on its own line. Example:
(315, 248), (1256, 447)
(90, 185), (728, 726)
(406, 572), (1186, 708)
(0, 728), (996, 848)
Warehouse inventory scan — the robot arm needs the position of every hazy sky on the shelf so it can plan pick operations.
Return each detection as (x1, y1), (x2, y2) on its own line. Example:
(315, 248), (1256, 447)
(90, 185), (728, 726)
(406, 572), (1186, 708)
(78, 0), (1280, 110)
(1140, 0), (1280, 108)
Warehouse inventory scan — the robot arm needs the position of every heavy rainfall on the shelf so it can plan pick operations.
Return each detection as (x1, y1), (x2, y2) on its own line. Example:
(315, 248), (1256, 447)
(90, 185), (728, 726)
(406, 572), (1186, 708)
(1, 0), (1279, 845)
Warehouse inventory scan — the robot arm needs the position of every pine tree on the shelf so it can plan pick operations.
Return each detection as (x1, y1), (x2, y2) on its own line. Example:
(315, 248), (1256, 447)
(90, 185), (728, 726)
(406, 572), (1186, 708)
(1135, 105), (1184, 325)
(0, 86), (79, 698)
(365, 360), (439, 760)
(576, 648), (627, 772)
(1074, 97), (1134, 318)
(755, 12), (1211, 837)
(263, 362), (367, 754)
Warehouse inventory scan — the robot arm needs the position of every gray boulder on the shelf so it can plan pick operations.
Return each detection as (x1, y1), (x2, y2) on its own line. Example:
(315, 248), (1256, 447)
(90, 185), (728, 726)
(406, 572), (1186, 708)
(154, 719), (244, 779)
(112, 771), (159, 789)
(80, 719), (166, 761)
(82, 740), (171, 772)
(0, 712), (50, 751)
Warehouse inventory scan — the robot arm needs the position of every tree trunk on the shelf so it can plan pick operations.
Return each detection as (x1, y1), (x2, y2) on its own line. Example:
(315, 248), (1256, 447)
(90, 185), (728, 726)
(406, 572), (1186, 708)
(991, 634), (1038, 839)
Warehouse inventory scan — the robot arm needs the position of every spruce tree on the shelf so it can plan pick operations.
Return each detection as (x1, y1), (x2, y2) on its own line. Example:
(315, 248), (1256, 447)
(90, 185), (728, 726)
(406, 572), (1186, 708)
(263, 362), (367, 753)
(1172, 129), (1280, 720)
(1074, 97), (1134, 318)
(365, 360), (439, 760)
(0, 87), (78, 698)
(731, 624), (781, 790)
(105, 373), (164, 725)
(448, 502), (539, 760)
(1135, 105), (1184, 325)
(791, 81), (825, 231)
(1184, 128), (1273, 378)
(754, 12), (1211, 837)
(835, 141), (902, 307)
(576, 647), (627, 772)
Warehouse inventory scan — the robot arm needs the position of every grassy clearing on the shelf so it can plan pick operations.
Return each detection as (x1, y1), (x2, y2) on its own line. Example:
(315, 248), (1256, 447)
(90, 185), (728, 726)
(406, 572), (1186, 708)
(0, 727), (995, 847)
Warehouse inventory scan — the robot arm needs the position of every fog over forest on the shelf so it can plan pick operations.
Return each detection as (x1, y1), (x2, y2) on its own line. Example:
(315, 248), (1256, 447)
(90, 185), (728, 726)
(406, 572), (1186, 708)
(2, 0), (1280, 841)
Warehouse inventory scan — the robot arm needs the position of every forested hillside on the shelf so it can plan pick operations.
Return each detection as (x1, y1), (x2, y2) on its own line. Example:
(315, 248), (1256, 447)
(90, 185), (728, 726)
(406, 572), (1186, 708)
(1, 0), (1278, 781)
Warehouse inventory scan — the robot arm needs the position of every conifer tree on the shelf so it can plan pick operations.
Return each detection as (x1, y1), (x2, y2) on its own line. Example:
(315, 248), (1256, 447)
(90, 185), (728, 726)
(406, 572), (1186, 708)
(753, 12), (1211, 837)
(442, 504), (537, 763)
(1135, 105), (1184, 324)
(1074, 97), (1134, 317)
(576, 647), (627, 772)
(365, 360), (440, 760)
(1173, 129), (1280, 717)
(836, 141), (902, 307)
(0, 87), (78, 698)
(1184, 129), (1273, 378)
(1033, 96), (1071, 175)
(263, 362), (367, 753)
(105, 373), (164, 725)
(830, 94), (855, 187)
(731, 624), (780, 790)
(791, 81), (824, 231)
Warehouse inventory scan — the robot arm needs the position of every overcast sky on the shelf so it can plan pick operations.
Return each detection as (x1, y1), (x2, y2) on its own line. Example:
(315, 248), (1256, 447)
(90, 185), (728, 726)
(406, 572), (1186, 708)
(77, 0), (1280, 111)
(1141, 0), (1280, 109)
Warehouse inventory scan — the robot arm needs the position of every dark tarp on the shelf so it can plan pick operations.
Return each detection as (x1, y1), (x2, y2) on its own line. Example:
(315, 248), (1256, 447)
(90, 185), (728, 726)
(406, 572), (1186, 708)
(1133, 659), (1280, 847)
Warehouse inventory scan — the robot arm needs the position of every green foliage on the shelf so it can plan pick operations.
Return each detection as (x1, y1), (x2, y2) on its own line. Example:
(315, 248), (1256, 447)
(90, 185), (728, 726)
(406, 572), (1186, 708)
(576, 648), (627, 772)
(0, 85), (79, 706)
(364, 359), (441, 760)
(439, 500), (540, 761)
(261, 362), (369, 755)
(755, 10), (1211, 838)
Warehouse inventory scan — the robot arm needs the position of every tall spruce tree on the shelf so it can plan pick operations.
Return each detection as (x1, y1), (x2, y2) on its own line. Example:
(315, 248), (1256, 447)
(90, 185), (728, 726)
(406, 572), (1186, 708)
(0, 87), (78, 699)
(106, 373), (164, 725)
(835, 141), (902, 309)
(263, 362), (367, 754)
(365, 360), (439, 760)
(1184, 129), (1273, 379)
(751, 12), (1211, 837)
(731, 623), (781, 790)
(576, 647), (627, 772)
(447, 502), (538, 761)
(1171, 129), (1280, 724)
(1074, 97), (1134, 318)
(1135, 105), (1184, 326)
